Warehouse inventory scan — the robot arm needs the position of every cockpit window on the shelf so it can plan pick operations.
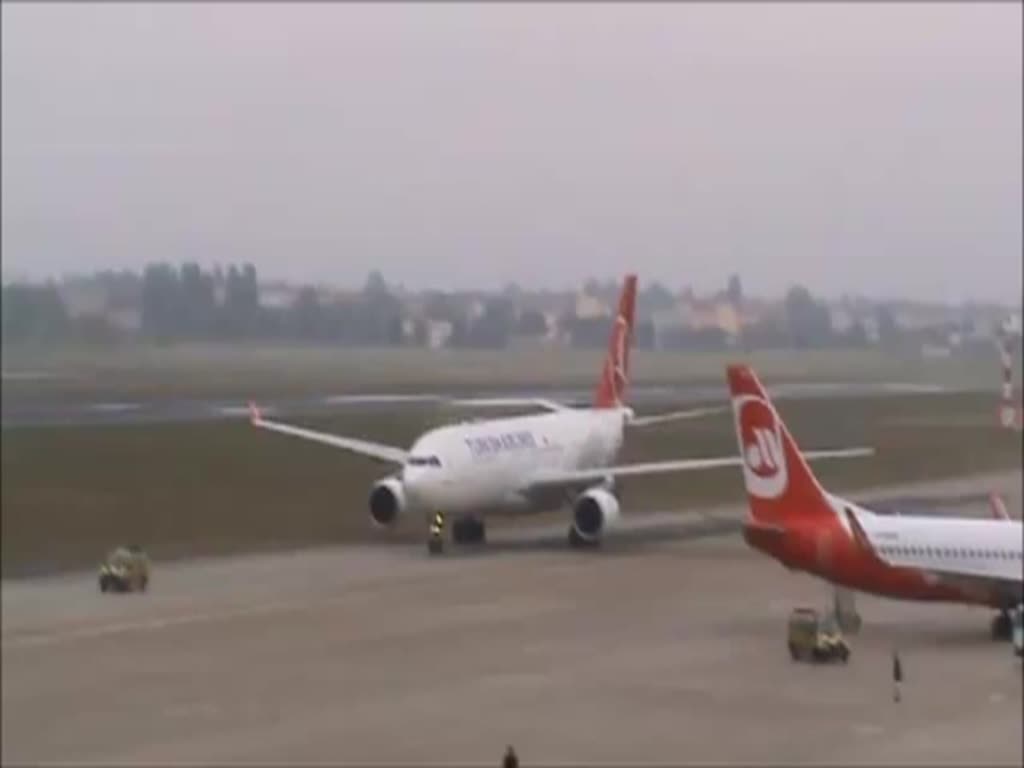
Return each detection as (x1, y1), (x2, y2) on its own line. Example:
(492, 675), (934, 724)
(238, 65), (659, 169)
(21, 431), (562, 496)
(407, 455), (442, 468)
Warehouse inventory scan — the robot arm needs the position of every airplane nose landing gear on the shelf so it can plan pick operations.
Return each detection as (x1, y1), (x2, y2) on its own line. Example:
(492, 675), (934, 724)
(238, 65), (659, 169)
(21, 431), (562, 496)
(427, 513), (487, 555)
(427, 511), (445, 556)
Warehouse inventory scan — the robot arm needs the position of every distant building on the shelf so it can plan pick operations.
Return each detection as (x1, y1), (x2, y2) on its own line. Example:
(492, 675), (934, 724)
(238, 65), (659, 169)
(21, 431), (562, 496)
(574, 293), (608, 319)
(427, 320), (453, 349)
(58, 282), (107, 318)
(467, 299), (486, 322)
(891, 302), (961, 332)
(259, 282), (302, 310)
(828, 305), (857, 335)
(108, 307), (142, 333)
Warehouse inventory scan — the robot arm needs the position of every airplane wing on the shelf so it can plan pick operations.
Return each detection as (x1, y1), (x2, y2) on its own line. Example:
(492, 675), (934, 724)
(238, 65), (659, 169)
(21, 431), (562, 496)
(448, 400), (726, 422)
(446, 397), (569, 413)
(248, 402), (408, 465)
(626, 406), (728, 427)
(522, 446), (875, 494)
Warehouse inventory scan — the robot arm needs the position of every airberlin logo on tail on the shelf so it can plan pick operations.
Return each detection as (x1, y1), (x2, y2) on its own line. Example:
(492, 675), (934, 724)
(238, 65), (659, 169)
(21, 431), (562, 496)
(733, 394), (788, 499)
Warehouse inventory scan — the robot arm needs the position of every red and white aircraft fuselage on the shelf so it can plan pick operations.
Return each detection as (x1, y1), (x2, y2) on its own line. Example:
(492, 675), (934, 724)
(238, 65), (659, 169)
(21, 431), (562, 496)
(728, 365), (1022, 618)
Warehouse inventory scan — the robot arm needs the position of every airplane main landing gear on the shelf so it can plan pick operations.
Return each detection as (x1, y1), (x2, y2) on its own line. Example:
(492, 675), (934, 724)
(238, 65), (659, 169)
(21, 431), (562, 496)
(832, 587), (862, 635)
(452, 516), (486, 546)
(991, 610), (1012, 641)
(567, 526), (598, 550)
(427, 512), (445, 556)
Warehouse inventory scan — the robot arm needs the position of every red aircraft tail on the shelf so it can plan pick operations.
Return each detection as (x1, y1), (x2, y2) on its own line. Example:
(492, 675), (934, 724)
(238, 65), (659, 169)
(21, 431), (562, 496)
(989, 492), (1011, 521)
(593, 274), (637, 409)
(726, 364), (836, 527)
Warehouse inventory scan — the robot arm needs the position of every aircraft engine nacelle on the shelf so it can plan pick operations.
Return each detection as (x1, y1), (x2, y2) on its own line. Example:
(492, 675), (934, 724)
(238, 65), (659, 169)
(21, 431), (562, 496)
(571, 487), (622, 543)
(368, 477), (406, 528)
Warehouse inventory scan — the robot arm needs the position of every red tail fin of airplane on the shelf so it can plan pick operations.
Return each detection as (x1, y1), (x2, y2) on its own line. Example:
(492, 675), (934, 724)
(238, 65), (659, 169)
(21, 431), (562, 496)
(593, 274), (637, 409)
(989, 492), (1011, 521)
(726, 364), (835, 526)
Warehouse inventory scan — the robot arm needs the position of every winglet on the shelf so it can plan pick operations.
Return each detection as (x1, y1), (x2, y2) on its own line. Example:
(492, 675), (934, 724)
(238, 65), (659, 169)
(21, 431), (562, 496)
(989, 492), (1011, 521)
(248, 400), (262, 425)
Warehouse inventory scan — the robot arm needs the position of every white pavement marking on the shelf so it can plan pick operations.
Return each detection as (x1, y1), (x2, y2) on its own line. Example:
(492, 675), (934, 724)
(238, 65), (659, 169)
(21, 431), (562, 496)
(3, 599), (302, 649)
(86, 402), (141, 412)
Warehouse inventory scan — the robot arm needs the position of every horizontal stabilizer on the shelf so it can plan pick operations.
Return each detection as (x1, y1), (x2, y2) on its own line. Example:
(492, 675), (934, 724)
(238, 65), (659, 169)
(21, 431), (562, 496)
(627, 406), (728, 427)
(446, 397), (568, 413)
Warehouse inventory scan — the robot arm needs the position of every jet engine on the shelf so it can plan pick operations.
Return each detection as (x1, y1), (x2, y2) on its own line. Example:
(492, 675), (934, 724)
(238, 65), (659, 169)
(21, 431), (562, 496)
(369, 477), (406, 528)
(571, 487), (622, 542)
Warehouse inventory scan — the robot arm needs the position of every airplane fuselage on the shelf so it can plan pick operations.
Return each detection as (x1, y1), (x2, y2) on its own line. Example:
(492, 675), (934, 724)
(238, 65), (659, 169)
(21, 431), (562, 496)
(745, 498), (1024, 610)
(399, 407), (629, 516)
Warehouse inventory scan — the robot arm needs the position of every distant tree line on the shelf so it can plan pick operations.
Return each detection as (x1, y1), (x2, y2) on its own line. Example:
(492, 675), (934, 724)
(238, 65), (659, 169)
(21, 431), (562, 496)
(6, 264), (996, 354)
(3, 264), (558, 348)
(1, 282), (70, 343)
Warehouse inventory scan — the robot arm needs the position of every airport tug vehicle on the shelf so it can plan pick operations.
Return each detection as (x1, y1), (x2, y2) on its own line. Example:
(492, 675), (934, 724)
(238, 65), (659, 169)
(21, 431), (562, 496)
(787, 607), (850, 663)
(98, 545), (150, 593)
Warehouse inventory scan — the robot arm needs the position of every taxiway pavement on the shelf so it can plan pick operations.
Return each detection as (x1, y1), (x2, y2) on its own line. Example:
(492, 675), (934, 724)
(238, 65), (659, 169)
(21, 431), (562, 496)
(3, 469), (1021, 764)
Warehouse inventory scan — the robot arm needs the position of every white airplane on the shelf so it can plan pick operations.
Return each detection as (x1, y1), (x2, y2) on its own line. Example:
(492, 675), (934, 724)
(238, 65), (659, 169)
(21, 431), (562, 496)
(727, 363), (1023, 639)
(249, 275), (869, 555)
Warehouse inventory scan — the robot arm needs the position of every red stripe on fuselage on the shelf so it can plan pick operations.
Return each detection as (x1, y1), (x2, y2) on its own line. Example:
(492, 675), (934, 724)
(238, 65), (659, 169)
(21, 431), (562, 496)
(744, 516), (996, 606)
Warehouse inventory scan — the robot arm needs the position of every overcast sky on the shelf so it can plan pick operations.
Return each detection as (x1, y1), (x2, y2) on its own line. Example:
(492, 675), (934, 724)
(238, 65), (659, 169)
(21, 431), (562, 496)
(2, 3), (1021, 303)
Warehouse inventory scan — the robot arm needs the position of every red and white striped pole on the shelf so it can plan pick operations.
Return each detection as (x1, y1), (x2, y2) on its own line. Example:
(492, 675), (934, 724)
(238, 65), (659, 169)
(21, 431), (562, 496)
(998, 324), (1022, 430)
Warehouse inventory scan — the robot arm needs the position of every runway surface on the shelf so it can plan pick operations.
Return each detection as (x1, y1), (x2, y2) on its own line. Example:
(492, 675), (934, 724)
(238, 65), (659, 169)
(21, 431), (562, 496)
(0, 379), (956, 428)
(3, 470), (1021, 764)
